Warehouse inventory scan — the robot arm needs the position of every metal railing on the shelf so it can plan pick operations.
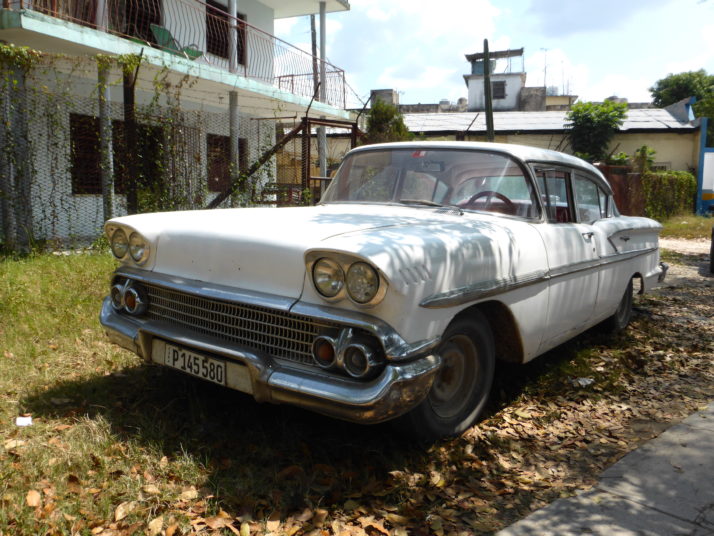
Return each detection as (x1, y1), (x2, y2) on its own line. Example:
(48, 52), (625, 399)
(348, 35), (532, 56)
(4, 0), (346, 109)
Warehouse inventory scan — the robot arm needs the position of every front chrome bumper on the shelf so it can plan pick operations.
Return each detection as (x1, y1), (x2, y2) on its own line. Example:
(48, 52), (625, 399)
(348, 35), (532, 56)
(100, 297), (442, 424)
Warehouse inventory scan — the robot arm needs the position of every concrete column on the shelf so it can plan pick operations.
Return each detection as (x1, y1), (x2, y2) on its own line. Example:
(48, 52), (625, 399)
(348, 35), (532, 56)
(95, 0), (109, 31)
(98, 62), (114, 221)
(228, 0), (239, 73)
(229, 90), (241, 206)
(317, 1), (327, 178)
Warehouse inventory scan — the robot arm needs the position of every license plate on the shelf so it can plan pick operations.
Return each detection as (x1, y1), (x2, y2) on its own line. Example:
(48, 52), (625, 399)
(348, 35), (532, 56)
(163, 343), (226, 386)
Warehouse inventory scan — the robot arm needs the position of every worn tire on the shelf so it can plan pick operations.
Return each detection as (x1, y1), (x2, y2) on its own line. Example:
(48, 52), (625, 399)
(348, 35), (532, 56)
(396, 312), (495, 442)
(601, 278), (634, 333)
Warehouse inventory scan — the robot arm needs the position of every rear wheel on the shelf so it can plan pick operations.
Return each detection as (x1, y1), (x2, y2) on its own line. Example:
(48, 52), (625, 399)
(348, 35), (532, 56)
(601, 278), (634, 333)
(397, 312), (495, 441)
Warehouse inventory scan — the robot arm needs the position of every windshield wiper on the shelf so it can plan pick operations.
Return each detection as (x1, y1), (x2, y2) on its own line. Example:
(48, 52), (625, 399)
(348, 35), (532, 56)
(398, 199), (464, 214)
(399, 198), (444, 207)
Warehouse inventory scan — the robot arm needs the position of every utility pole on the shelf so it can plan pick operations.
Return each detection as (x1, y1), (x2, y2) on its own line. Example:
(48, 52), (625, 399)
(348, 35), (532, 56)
(541, 47), (548, 89)
(483, 39), (495, 142)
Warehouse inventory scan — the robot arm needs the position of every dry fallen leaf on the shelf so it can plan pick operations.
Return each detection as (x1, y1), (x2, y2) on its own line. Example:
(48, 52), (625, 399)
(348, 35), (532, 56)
(147, 516), (163, 536)
(26, 490), (41, 508)
(205, 516), (230, 529)
(114, 500), (137, 522)
(266, 511), (281, 531)
(4, 439), (26, 450)
(179, 486), (198, 501)
(142, 484), (160, 495)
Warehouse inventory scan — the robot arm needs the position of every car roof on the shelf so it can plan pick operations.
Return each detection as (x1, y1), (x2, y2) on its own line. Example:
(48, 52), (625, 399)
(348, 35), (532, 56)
(346, 141), (613, 195)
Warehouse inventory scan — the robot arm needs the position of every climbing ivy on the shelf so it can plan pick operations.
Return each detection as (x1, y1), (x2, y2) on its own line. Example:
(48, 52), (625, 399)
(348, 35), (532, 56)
(642, 170), (697, 221)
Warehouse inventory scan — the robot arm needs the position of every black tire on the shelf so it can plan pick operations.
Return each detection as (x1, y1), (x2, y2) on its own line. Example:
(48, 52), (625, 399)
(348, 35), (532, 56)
(396, 312), (495, 441)
(601, 278), (634, 333)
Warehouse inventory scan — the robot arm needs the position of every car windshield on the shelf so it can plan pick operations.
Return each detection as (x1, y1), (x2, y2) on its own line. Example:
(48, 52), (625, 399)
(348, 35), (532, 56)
(321, 148), (540, 219)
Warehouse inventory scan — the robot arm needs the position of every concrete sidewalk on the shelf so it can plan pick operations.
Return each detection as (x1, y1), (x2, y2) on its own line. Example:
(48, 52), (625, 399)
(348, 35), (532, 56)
(497, 403), (714, 536)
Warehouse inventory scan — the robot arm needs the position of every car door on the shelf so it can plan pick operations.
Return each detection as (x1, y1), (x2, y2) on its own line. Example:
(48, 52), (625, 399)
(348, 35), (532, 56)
(532, 167), (601, 352)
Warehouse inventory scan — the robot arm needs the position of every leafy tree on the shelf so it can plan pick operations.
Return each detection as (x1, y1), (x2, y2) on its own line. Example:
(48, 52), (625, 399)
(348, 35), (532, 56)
(565, 100), (628, 162)
(649, 70), (714, 107)
(363, 99), (413, 144)
(650, 70), (714, 146)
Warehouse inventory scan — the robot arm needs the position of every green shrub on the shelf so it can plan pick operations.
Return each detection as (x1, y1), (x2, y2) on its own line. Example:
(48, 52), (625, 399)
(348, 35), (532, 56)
(642, 170), (697, 221)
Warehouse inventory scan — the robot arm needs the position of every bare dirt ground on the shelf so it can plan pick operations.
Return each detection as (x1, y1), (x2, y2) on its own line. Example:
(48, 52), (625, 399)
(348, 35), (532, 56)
(659, 237), (711, 256)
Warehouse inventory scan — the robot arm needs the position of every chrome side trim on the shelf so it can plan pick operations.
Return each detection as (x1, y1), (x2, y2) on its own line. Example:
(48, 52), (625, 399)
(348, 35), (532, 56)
(419, 269), (548, 309)
(421, 247), (659, 309)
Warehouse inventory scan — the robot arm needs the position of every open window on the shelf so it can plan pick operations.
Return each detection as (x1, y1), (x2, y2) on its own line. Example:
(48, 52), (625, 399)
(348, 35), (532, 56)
(534, 168), (574, 223)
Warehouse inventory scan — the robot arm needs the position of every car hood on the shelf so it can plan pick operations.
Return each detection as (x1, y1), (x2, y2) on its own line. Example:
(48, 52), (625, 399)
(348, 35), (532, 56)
(108, 204), (485, 299)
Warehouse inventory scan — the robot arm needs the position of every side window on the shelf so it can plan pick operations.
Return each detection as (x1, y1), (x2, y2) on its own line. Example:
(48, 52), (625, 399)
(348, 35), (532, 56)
(573, 175), (605, 223)
(535, 168), (574, 223)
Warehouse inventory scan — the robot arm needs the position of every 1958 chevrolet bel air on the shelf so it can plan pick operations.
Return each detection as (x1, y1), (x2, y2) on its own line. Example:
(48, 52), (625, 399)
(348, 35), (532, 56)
(100, 141), (667, 440)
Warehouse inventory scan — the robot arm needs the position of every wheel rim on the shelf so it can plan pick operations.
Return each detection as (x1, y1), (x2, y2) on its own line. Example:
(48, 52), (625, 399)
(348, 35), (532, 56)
(428, 334), (480, 420)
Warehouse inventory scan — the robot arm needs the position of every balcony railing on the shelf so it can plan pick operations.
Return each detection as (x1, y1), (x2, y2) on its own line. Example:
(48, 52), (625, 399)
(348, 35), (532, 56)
(3, 0), (346, 109)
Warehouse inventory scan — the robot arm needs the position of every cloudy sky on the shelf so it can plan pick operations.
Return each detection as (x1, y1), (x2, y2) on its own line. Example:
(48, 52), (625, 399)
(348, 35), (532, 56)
(275, 0), (714, 107)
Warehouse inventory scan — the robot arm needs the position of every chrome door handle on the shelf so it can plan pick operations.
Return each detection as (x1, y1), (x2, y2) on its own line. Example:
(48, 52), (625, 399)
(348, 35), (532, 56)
(582, 232), (594, 241)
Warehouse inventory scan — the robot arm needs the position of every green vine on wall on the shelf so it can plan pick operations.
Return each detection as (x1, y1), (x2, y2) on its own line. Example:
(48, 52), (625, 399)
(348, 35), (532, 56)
(0, 44), (42, 71)
(642, 170), (697, 221)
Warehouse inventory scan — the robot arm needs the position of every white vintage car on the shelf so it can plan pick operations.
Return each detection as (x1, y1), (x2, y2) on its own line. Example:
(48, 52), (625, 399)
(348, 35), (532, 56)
(100, 141), (667, 440)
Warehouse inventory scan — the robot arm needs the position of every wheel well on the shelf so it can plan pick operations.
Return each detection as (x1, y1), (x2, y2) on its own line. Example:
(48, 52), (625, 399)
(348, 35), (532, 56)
(457, 301), (524, 363)
(633, 273), (644, 294)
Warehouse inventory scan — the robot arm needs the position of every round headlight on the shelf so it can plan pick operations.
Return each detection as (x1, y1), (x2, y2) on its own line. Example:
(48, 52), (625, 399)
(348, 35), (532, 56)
(346, 262), (380, 304)
(129, 232), (148, 263)
(110, 229), (129, 259)
(313, 258), (345, 298)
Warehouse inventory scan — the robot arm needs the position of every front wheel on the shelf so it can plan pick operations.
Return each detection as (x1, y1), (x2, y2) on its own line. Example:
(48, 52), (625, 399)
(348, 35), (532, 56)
(397, 312), (495, 441)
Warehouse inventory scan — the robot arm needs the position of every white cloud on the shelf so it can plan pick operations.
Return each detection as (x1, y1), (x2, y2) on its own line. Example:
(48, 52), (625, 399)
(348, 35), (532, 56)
(273, 17), (298, 35)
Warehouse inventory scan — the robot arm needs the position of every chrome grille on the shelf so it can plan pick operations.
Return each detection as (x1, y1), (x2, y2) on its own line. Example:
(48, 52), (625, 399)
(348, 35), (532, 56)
(144, 284), (336, 365)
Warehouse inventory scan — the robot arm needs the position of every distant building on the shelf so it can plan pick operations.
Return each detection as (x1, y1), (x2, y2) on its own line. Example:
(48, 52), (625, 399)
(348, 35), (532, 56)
(463, 47), (578, 112)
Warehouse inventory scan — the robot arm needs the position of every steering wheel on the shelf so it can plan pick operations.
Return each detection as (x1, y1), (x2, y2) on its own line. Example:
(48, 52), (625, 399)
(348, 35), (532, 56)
(463, 190), (516, 214)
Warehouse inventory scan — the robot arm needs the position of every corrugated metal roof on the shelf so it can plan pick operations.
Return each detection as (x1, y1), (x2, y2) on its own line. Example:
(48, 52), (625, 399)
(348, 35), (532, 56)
(404, 108), (696, 133)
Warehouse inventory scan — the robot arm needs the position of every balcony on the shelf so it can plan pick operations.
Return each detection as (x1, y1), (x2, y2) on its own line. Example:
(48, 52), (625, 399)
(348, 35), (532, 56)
(1, 0), (346, 110)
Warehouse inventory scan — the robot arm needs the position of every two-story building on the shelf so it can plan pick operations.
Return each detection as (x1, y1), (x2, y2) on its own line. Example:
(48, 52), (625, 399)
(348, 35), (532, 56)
(0, 0), (351, 247)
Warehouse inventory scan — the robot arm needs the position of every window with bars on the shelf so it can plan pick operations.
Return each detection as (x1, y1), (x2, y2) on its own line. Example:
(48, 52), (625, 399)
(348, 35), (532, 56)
(206, 0), (246, 64)
(492, 81), (506, 99)
(70, 113), (164, 196)
(207, 134), (248, 192)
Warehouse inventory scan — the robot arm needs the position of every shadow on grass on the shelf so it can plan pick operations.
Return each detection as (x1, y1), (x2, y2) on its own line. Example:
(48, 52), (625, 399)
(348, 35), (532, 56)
(20, 320), (640, 530)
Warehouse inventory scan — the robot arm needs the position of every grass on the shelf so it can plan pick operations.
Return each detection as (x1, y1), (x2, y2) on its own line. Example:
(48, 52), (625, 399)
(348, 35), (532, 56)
(0, 241), (711, 535)
(660, 214), (713, 240)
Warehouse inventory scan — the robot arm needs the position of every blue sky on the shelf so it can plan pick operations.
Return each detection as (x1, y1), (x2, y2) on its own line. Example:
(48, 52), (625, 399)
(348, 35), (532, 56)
(275, 0), (714, 108)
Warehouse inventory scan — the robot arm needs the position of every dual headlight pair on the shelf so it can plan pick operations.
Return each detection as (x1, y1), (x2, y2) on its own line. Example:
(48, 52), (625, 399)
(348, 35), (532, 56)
(312, 257), (383, 305)
(110, 228), (149, 264)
